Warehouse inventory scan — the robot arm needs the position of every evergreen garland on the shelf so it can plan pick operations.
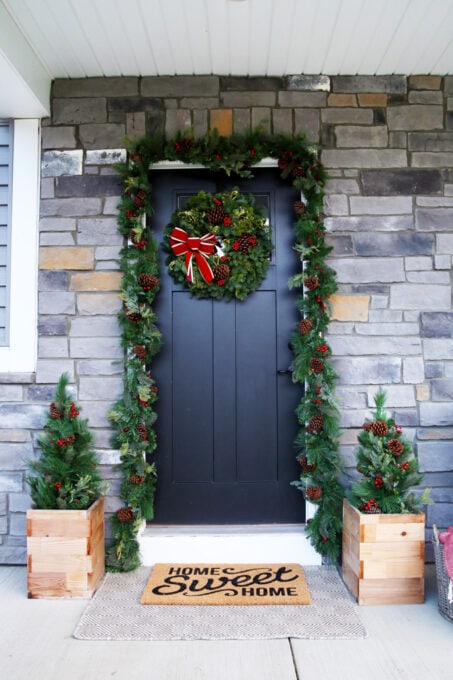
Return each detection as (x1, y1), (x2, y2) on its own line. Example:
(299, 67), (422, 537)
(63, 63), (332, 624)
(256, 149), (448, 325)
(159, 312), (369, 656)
(26, 373), (106, 510)
(107, 128), (344, 571)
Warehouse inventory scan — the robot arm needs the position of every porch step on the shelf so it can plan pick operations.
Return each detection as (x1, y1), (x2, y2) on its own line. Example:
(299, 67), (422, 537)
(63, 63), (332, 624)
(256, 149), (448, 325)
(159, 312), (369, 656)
(138, 524), (322, 565)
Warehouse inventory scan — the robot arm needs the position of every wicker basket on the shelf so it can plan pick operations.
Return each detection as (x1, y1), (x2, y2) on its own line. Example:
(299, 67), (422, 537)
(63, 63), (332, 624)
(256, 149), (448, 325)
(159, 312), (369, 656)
(432, 525), (453, 623)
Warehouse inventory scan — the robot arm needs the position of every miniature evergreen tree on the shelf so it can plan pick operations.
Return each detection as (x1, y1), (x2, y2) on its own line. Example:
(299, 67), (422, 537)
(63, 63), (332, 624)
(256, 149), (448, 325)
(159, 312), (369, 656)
(349, 389), (428, 514)
(26, 373), (106, 510)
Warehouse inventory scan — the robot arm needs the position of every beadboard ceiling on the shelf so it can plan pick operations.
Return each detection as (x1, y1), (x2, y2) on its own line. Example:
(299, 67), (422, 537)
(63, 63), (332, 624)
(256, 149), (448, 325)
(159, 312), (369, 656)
(1, 0), (453, 117)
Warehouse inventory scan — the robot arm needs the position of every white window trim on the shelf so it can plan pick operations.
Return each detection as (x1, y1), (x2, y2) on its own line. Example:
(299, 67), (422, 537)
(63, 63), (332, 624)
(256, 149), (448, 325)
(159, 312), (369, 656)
(0, 119), (39, 373)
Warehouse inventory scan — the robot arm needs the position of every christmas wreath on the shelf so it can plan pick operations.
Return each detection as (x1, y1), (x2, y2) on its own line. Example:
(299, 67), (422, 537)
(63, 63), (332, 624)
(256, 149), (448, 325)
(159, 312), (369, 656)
(163, 189), (273, 301)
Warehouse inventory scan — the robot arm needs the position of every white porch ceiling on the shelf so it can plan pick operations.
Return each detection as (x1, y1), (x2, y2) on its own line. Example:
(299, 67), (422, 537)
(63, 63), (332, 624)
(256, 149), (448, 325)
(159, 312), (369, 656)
(1, 0), (453, 118)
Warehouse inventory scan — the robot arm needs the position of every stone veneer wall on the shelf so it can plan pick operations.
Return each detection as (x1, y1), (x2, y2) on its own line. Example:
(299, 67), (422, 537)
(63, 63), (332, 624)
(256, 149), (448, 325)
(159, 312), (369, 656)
(1, 74), (452, 563)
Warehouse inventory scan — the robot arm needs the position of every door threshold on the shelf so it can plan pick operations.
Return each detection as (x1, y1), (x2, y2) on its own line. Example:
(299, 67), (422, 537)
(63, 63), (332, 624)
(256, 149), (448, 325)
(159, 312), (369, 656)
(138, 523), (322, 565)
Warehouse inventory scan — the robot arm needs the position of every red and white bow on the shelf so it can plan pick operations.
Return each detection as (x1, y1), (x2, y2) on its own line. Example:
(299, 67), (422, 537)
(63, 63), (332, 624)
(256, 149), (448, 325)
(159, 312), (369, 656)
(170, 227), (217, 284)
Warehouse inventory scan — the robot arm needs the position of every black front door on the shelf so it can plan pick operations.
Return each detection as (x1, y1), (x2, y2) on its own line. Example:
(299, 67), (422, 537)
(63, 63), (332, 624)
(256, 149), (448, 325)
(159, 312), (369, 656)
(150, 168), (304, 524)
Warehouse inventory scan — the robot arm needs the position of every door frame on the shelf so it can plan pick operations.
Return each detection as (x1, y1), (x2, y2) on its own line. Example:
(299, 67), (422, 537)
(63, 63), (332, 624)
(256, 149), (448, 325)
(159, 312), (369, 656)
(148, 158), (313, 524)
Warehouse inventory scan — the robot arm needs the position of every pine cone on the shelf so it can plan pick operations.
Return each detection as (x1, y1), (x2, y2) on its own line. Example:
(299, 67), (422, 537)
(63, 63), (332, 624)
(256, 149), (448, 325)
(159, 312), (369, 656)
(206, 207), (227, 224)
(387, 438), (404, 456)
(370, 420), (389, 437)
(293, 200), (306, 216)
(50, 402), (62, 419)
(304, 275), (319, 290)
(306, 486), (322, 500)
(292, 166), (305, 178)
(117, 506), (134, 523)
(65, 434), (76, 446)
(129, 475), (146, 485)
(237, 234), (254, 253)
(307, 415), (324, 433)
(299, 456), (317, 473)
(126, 311), (142, 323)
(309, 358), (324, 373)
(298, 318), (313, 335)
(138, 273), (158, 290)
(133, 190), (148, 208)
(136, 423), (148, 441)
(133, 345), (147, 360)
(213, 263), (230, 282)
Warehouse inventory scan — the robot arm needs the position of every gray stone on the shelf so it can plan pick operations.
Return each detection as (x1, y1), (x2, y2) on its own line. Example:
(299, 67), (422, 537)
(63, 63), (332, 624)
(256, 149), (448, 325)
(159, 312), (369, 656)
(35, 360), (75, 384)
(38, 316), (67, 336)
(409, 132), (453, 152)
(38, 337), (69, 358)
(411, 152), (453, 167)
(405, 256), (433, 270)
(9, 494), (31, 512)
(56, 175), (123, 198)
(180, 98), (219, 110)
(126, 111), (146, 138)
(418, 197), (453, 207)
(320, 124), (335, 147)
(0, 385), (22, 401)
(349, 196), (412, 215)
(41, 126), (77, 149)
(0, 405), (45, 430)
(40, 178), (54, 199)
(95, 246), (121, 262)
(85, 149), (126, 165)
(388, 131), (407, 148)
(424, 338), (453, 360)
(445, 77), (453, 95)
(425, 363), (444, 378)
(25, 385), (57, 401)
(354, 232), (433, 257)
(321, 149), (406, 168)
(361, 169), (442, 195)
(390, 285), (451, 311)
(272, 109), (293, 134)
(432, 380), (453, 400)
(103, 197), (120, 215)
(69, 316), (120, 337)
(76, 293), (122, 315)
(286, 75), (330, 91)
(406, 271), (450, 284)
(329, 335), (421, 356)
(420, 402), (453, 427)
(77, 360), (123, 376)
(53, 77), (139, 98)
(76, 400), (112, 428)
(325, 179), (360, 195)
(77, 218), (122, 246)
(52, 98), (107, 125)
(335, 126), (388, 148)
(403, 357), (425, 383)
(294, 109), (320, 143)
(142, 75), (219, 97)
(278, 91), (326, 107)
(408, 91), (443, 105)
(193, 110), (208, 139)
(40, 233), (74, 246)
(41, 150), (83, 177)
(421, 312), (453, 337)
(415, 208), (453, 231)
(233, 109), (251, 134)
(0, 474), (23, 492)
(368, 310), (402, 322)
(40, 198), (102, 217)
(369, 384), (416, 407)
(321, 108), (373, 125)
(323, 195), (348, 216)
(78, 376), (123, 401)
(221, 92), (277, 107)
(107, 96), (164, 122)
(326, 215), (413, 232)
(331, 76), (407, 94)
(326, 235), (353, 256)
(418, 441), (453, 471)
(9, 513), (26, 536)
(437, 233), (453, 253)
(446, 112), (453, 131)
(69, 337), (122, 359)
(40, 217), (76, 231)
(353, 322), (419, 336)
(220, 76), (283, 91)
(331, 257), (405, 283)
(0, 546), (26, 564)
(251, 108), (270, 132)
(332, 356), (401, 385)
(79, 124), (126, 150)
(165, 110), (191, 138)
(38, 292), (75, 315)
(434, 254), (451, 269)
(0, 373), (34, 384)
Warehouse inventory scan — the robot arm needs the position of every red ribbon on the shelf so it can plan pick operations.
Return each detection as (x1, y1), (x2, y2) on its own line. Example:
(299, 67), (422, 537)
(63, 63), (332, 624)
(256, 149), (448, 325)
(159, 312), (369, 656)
(170, 227), (216, 284)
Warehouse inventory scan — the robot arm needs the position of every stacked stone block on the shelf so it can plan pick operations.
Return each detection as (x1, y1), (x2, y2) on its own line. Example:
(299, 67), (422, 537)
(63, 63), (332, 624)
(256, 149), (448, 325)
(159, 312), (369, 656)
(0, 73), (452, 563)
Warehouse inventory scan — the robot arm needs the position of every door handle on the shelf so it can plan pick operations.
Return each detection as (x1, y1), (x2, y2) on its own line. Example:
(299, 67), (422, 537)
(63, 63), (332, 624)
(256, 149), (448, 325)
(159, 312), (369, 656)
(277, 369), (292, 375)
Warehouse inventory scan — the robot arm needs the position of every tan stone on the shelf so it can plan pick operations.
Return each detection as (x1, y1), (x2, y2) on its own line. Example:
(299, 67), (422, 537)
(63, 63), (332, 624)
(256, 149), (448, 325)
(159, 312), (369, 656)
(69, 271), (122, 291)
(358, 93), (388, 108)
(409, 75), (442, 91)
(40, 247), (94, 270)
(416, 384), (430, 401)
(210, 109), (233, 136)
(327, 93), (357, 107)
(329, 294), (369, 321)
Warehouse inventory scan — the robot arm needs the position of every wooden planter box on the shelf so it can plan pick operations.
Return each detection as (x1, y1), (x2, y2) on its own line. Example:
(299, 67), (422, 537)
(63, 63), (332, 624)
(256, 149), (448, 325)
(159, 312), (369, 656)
(27, 496), (105, 599)
(342, 499), (425, 605)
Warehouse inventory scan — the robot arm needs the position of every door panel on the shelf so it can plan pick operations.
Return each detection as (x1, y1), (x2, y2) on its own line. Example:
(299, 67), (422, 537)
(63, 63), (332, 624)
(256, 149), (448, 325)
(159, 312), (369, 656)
(149, 169), (304, 524)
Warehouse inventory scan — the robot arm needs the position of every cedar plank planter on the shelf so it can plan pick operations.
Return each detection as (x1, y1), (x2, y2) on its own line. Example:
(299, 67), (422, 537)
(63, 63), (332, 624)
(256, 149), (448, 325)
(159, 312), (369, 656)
(342, 499), (425, 605)
(27, 496), (105, 599)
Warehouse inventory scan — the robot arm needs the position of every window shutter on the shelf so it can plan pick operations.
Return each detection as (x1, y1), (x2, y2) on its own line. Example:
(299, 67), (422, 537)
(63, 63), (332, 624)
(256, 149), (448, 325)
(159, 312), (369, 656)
(0, 120), (12, 346)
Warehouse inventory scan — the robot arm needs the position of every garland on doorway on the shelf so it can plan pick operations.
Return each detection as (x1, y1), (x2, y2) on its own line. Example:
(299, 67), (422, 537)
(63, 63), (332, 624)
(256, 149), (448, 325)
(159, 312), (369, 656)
(106, 128), (344, 572)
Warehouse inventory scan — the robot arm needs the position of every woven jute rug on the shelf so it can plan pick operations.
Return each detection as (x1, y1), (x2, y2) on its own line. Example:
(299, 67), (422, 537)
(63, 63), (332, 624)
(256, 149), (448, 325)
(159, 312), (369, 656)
(140, 563), (311, 605)
(73, 565), (367, 640)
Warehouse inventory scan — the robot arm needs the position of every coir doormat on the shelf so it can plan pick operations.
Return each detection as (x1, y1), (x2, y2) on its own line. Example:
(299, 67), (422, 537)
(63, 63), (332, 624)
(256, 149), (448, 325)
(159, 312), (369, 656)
(140, 563), (311, 605)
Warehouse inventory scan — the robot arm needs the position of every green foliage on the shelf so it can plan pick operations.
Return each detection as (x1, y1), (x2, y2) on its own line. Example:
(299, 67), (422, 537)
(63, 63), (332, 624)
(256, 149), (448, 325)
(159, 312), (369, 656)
(162, 188), (273, 300)
(26, 373), (106, 510)
(348, 390), (427, 514)
(110, 128), (344, 570)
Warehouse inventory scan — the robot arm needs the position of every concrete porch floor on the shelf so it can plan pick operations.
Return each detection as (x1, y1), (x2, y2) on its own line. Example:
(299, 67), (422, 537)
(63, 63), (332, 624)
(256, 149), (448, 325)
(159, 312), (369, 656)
(1, 564), (452, 680)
